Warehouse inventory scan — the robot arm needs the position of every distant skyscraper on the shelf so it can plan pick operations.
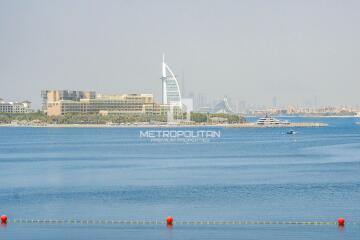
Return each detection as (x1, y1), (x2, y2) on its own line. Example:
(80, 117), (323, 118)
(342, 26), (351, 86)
(161, 54), (182, 107)
(272, 97), (277, 108)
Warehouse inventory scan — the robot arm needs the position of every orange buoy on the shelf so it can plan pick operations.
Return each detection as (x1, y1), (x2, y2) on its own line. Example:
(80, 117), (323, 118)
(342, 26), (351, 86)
(338, 217), (345, 226)
(0, 215), (7, 224)
(166, 216), (173, 225)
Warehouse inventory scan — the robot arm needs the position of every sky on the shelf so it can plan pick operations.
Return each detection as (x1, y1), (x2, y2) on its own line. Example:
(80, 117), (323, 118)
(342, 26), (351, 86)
(0, 0), (359, 109)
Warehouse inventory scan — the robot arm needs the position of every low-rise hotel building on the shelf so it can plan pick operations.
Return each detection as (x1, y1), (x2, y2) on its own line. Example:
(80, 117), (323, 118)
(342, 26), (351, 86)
(43, 90), (172, 116)
(0, 98), (33, 113)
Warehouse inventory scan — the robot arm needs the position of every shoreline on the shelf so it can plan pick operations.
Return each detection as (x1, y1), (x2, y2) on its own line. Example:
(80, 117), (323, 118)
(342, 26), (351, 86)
(0, 122), (328, 128)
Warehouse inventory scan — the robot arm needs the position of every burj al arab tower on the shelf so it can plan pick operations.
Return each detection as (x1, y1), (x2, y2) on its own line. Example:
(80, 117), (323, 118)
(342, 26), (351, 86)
(161, 54), (182, 107)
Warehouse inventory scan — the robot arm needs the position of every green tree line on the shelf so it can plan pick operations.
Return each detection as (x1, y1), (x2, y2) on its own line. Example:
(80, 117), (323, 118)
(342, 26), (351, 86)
(0, 111), (245, 124)
(190, 112), (246, 123)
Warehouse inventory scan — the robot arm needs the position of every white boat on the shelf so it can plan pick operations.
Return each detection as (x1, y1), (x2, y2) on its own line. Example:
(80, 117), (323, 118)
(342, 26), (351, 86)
(286, 130), (297, 135)
(256, 114), (289, 125)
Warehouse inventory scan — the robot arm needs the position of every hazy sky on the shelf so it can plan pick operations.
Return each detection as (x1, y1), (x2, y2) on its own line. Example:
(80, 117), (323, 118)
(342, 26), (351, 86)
(0, 0), (359, 109)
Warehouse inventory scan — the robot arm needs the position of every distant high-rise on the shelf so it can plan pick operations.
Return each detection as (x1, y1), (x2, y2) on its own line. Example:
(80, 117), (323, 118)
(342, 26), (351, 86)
(272, 97), (277, 108)
(161, 54), (182, 107)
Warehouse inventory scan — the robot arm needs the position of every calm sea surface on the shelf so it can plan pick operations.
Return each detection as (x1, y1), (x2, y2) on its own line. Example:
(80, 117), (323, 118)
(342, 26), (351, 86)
(0, 117), (359, 239)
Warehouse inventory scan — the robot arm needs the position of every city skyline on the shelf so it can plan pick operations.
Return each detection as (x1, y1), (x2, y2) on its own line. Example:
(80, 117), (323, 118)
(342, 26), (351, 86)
(1, 0), (360, 109)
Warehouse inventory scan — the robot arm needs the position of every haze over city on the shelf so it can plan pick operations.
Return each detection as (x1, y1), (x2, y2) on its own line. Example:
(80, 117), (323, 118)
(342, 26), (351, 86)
(1, 0), (359, 109)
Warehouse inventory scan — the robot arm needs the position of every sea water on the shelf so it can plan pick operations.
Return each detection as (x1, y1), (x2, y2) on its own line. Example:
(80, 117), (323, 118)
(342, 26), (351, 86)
(0, 117), (359, 239)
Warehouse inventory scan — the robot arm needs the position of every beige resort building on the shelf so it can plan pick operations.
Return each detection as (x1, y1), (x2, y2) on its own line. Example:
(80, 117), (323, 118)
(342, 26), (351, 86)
(42, 90), (181, 117)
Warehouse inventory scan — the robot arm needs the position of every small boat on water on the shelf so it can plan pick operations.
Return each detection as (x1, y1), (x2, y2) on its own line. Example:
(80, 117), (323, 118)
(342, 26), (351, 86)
(256, 114), (289, 125)
(286, 130), (297, 135)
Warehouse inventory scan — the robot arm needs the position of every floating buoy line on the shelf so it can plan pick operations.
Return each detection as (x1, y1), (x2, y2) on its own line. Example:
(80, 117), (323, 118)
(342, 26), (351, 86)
(0, 215), (353, 227)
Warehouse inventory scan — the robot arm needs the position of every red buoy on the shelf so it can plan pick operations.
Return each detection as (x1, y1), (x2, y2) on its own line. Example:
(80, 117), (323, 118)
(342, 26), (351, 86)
(0, 215), (7, 224)
(338, 218), (345, 226)
(166, 216), (173, 225)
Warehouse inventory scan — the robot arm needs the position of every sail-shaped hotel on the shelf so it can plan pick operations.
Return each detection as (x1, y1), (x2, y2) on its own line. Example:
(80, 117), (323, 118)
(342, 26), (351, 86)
(161, 55), (182, 107)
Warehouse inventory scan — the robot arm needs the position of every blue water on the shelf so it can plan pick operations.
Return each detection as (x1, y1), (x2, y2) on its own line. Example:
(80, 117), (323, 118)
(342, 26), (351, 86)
(0, 117), (359, 239)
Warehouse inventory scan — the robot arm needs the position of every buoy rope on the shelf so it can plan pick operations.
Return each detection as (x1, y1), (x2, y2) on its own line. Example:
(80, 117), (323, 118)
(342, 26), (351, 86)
(8, 219), (357, 225)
